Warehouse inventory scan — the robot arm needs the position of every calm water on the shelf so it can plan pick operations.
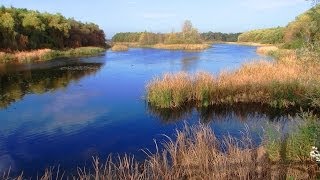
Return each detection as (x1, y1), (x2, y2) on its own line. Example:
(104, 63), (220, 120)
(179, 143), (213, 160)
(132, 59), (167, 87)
(0, 44), (295, 177)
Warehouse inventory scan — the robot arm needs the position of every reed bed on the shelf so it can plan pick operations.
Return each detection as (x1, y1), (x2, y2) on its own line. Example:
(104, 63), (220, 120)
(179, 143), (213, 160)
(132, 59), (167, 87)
(256, 46), (279, 55)
(152, 43), (211, 51)
(0, 47), (105, 63)
(147, 56), (320, 109)
(111, 44), (129, 51)
(6, 124), (318, 179)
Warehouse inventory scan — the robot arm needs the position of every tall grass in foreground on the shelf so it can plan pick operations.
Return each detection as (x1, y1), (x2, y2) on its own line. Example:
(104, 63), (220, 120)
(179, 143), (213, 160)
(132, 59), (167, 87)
(0, 47), (105, 63)
(147, 55), (320, 109)
(5, 124), (319, 179)
(265, 112), (320, 162)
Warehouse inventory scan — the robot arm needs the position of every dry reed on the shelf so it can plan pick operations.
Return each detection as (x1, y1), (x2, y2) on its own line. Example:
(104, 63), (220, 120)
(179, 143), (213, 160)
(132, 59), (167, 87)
(147, 55), (320, 108)
(153, 43), (211, 51)
(256, 46), (279, 55)
(6, 124), (318, 179)
(0, 47), (105, 63)
(111, 44), (129, 51)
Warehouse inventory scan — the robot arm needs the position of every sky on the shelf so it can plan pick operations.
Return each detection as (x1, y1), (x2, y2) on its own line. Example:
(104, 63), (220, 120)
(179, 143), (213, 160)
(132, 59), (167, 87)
(1, 0), (312, 38)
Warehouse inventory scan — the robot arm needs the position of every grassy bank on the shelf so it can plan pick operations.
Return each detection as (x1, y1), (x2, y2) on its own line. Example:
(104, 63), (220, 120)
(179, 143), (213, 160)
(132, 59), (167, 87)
(146, 54), (320, 109)
(224, 41), (266, 46)
(0, 47), (106, 63)
(6, 122), (319, 179)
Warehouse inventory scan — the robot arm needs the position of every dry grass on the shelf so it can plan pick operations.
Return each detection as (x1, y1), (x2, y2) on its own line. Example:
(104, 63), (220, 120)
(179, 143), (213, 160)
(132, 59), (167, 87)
(153, 43), (211, 51)
(113, 43), (210, 51)
(225, 42), (265, 46)
(111, 44), (129, 51)
(147, 72), (193, 108)
(256, 46), (279, 55)
(0, 47), (105, 63)
(0, 49), (53, 63)
(6, 124), (318, 179)
(147, 55), (320, 108)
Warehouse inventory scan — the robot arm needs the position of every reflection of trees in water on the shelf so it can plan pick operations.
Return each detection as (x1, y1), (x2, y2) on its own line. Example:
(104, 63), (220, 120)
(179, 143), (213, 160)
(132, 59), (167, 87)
(181, 55), (200, 71)
(0, 63), (103, 109)
(148, 103), (299, 124)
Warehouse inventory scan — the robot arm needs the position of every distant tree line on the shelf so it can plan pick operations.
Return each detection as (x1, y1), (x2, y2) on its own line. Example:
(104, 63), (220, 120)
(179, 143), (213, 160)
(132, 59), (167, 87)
(201, 32), (241, 42)
(0, 6), (106, 51)
(112, 20), (203, 45)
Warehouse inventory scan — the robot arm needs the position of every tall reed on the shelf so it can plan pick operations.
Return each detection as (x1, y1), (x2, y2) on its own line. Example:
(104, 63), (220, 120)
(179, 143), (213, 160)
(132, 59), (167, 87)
(6, 124), (318, 179)
(146, 56), (320, 109)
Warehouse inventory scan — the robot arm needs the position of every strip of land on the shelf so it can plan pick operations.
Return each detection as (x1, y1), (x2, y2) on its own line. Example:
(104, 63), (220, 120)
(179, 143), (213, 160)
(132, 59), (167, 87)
(0, 47), (106, 63)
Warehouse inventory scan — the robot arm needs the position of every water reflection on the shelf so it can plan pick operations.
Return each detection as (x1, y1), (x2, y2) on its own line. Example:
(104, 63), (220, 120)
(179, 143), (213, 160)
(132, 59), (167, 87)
(0, 60), (104, 109)
(148, 103), (299, 123)
(181, 55), (200, 71)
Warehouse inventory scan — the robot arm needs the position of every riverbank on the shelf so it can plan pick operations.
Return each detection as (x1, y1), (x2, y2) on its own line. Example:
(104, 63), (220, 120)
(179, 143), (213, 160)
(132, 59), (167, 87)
(113, 42), (211, 51)
(6, 121), (319, 179)
(0, 47), (106, 63)
(224, 41), (267, 46)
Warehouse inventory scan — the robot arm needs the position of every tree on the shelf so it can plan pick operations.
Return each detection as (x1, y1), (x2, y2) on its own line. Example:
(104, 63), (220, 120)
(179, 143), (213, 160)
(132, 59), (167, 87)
(182, 20), (193, 34)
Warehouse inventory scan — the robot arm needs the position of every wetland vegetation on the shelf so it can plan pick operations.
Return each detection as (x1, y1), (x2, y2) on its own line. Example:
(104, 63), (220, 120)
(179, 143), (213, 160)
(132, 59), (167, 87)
(1, 2), (320, 180)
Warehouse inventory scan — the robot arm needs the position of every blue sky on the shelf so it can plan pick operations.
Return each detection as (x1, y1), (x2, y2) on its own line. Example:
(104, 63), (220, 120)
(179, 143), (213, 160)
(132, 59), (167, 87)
(1, 0), (312, 38)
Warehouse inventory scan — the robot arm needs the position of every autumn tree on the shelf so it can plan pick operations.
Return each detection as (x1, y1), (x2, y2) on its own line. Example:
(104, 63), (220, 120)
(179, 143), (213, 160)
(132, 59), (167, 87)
(0, 6), (106, 51)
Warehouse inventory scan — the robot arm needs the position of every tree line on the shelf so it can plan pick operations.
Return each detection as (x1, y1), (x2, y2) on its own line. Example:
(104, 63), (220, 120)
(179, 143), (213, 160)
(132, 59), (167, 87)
(201, 32), (241, 42)
(238, 27), (285, 44)
(238, 4), (320, 49)
(112, 20), (203, 45)
(0, 6), (106, 51)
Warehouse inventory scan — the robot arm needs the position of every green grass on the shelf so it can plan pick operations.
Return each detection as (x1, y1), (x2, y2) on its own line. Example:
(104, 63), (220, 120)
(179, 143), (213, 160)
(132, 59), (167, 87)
(265, 112), (320, 162)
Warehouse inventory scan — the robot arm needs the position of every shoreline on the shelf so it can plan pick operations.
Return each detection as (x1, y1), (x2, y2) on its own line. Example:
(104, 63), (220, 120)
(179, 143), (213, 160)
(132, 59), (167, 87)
(223, 41), (271, 46)
(112, 42), (211, 51)
(0, 47), (106, 64)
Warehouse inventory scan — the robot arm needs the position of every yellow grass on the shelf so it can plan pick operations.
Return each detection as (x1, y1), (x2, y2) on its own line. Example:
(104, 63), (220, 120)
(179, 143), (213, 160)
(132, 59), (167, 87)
(225, 42), (266, 46)
(147, 54), (320, 108)
(153, 43), (211, 50)
(113, 42), (211, 51)
(0, 47), (105, 63)
(111, 44), (129, 51)
(256, 46), (279, 55)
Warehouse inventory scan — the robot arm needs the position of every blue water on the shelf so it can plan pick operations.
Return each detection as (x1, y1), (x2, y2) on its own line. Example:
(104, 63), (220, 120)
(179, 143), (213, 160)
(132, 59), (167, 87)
(0, 44), (291, 177)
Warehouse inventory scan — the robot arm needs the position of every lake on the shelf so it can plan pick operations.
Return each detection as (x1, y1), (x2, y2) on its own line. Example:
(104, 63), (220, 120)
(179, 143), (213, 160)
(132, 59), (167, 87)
(0, 44), (297, 177)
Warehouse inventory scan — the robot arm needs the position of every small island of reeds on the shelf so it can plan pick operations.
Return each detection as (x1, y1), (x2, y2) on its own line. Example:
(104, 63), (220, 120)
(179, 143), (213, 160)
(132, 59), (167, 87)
(111, 44), (129, 51)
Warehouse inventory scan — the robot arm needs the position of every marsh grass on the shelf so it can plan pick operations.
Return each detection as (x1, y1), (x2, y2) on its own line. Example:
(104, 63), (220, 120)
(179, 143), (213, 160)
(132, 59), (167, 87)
(6, 124), (318, 179)
(265, 112), (320, 162)
(152, 43), (210, 51)
(111, 44), (129, 51)
(113, 42), (210, 51)
(256, 46), (279, 55)
(0, 47), (105, 63)
(146, 55), (320, 109)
